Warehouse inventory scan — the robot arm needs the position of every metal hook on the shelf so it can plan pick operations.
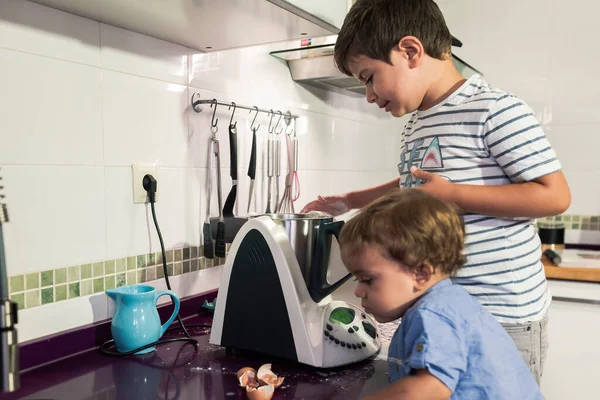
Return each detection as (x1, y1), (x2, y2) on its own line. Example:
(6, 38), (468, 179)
(228, 102), (237, 128)
(275, 110), (284, 134)
(210, 99), (218, 129)
(284, 110), (293, 127)
(268, 109), (276, 134)
(284, 111), (293, 135)
(249, 106), (260, 131)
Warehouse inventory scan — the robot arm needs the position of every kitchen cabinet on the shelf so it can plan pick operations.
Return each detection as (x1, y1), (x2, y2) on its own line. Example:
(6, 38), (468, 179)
(30, 0), (339, 52)
(541, 280), (600, 400)
(268, 0), (353, 30)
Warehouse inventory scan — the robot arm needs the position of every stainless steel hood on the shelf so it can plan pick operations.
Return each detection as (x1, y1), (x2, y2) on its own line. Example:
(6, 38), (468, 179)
(270, 40), (483, 96)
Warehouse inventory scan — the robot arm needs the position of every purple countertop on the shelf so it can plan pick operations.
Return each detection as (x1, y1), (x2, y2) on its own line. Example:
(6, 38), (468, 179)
(5, 314), (390, 400)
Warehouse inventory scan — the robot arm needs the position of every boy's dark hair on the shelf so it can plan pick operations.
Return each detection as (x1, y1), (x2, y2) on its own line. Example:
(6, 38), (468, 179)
(339, 189), (466, 275)
(335, 0), (452, 76)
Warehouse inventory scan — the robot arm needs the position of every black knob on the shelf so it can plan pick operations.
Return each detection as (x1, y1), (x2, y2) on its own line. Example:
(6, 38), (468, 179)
(341, 342), (346, 348)
(324, 331), (330, 337)
(326, 324), (333, 331)
(352, 344), (357, 349)
(335, 339), (340, 344)
(357, 344), (362, 349)
(348, 328), (354, 334)
(361, 342), (366, 347)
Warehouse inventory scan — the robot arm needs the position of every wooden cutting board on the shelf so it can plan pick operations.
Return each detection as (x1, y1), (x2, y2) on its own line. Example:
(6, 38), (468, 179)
(543, 257), (600, 283)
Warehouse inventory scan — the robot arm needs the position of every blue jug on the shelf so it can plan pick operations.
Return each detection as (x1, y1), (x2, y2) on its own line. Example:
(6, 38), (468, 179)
(106, 284), (180, 354)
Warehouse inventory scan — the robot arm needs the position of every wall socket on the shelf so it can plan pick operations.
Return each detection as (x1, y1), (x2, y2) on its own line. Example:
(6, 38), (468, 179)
(132, 163), (159, 204)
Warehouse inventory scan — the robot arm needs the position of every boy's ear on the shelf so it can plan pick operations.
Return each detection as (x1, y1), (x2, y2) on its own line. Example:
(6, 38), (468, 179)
(396, 36), (424, 67)
(413, 263), (434, 289)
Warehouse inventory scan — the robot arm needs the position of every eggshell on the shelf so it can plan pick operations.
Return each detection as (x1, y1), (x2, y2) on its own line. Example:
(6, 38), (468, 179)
(246, 384), (275, 400)
(236, 367), (257, 380)
(256, 363), (284, 388)
(238, 370), (259, 388)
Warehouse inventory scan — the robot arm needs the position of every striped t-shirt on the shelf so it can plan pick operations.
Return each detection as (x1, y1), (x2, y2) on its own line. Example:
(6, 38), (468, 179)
(398, 74), (561, 323)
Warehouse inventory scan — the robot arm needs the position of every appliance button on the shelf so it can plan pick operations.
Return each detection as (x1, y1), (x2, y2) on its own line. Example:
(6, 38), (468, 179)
(335, 339), (340, 344)
(347, 328), (354, 334)
(352, 344), (357, 349)
(361, 342), (366, 347)
(361, 313), (366, 319)
(341, 342), (346, 347)
(352, 325), (359, 332)
(326, 324), (333, 331)
(324, 331), (330, 337)
(357, 344), (362, 349)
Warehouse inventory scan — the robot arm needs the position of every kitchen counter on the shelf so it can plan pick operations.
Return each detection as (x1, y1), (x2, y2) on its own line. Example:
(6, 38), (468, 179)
(543, 258), (600, 283)
(6, 314), (390, 400)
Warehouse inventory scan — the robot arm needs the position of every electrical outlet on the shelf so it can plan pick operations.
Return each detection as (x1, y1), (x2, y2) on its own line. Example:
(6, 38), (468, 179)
(132, 163), (159, 204)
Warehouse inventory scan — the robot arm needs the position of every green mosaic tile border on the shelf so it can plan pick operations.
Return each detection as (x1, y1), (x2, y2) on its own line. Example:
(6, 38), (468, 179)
(8, 246), (226, 310)
(537, 214), (600, 231)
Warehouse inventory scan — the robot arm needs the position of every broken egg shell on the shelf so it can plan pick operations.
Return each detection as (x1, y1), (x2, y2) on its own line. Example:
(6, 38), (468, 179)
(275, 376), (285, 388)
(256, 363), (273, 377)
(237, 367), (257, 379)
(258, 374), (285, 388)
(256, 363), (284, 388)
(246, 384), (275, 400)
(238, 370), (259, 388)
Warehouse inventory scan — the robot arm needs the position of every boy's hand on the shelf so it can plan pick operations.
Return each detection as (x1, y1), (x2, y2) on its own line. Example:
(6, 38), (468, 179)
(410, 166), (456, 203)
(300, 194), (351, 216)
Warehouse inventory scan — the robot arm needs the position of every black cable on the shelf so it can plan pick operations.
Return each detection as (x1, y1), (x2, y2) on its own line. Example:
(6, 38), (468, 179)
(100, 174), (201, 357)
(150, 200), (195, 339)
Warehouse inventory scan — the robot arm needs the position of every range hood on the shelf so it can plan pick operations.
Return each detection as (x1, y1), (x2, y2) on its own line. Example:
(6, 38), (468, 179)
(271, 38), (483, 96)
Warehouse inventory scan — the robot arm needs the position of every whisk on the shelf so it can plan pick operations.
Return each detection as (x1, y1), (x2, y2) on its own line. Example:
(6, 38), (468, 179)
(277, 127), (296, 213)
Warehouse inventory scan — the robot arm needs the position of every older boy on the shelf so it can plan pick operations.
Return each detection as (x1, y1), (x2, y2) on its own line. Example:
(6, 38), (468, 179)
(302, 0), (570, 382)
(339, 189), (544, 399)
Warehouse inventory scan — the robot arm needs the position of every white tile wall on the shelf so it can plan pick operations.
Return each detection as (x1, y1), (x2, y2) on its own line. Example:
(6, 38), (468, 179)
(437, 0), (600, 215)
(0, 49), (103, 166)
(100, 23), (189, 85)
(2, 166), (107, 272)
(0, 1), (397, 339)
(102, 71), (190, 167)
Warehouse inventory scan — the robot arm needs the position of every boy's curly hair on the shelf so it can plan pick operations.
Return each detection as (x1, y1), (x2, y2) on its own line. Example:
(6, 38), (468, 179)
(339, 189), (466, 275)
(335, 0), (452, 76)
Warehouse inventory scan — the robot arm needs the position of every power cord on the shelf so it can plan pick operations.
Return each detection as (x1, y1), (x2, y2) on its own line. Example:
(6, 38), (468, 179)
(100, 174), (209, 356)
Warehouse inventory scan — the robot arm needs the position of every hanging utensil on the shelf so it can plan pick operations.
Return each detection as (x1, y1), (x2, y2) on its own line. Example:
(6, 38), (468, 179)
(222, 102), (238, 218)
(203, 138), (215, 259)
(277, 127), (295, 213)
(274, 111), (283, 212)
(265, 111), (275, 213)
(247, 107), (259, 214)
(292, 119), (300, 202)
(203, 100), (219, 259)
(214, 132), (226, 258)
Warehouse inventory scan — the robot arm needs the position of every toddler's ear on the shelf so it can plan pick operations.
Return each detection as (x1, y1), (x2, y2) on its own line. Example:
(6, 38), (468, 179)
(414, 263), (434, 288)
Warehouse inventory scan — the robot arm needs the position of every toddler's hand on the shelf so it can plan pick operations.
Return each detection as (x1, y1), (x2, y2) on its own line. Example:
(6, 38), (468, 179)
(410, 166), (455, 202)
(300, 194), (350, 216)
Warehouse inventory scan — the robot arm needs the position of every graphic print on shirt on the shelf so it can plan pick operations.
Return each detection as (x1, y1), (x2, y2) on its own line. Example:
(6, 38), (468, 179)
(399, 137), (448, 187)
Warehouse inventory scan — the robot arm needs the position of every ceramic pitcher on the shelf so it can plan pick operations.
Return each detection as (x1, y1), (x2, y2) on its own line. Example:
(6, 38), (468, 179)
(106, 284), (180, 354)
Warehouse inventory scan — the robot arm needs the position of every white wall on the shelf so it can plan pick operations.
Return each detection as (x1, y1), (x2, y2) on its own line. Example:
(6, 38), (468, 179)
(0, 0), (400, 340)
(438, 0), (600, 216)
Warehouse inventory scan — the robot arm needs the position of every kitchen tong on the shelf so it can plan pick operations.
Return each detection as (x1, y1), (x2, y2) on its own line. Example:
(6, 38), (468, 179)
(203, 100), (226, 259)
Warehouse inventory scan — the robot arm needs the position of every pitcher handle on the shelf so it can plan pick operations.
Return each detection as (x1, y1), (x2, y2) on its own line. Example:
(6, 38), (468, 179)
(155, 290), (180, 337)
(309, 220), (352, 303)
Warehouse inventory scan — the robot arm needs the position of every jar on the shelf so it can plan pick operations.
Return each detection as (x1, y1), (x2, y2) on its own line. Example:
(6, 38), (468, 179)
(538, 222), (565, 252)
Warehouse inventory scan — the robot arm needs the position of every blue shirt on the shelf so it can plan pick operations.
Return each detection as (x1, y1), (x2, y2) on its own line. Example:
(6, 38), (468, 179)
(388, 279), (544, 399)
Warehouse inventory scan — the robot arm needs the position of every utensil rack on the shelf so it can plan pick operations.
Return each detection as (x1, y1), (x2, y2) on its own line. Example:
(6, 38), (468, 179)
(191, 92), (298, 126)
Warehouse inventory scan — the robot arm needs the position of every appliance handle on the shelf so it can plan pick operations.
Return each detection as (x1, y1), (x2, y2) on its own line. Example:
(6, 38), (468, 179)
(309, 220), (352, 303)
